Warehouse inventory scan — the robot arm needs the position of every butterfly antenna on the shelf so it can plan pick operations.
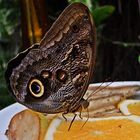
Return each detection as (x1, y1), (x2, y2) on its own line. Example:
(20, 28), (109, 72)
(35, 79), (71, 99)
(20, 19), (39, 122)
(93, 77), (118, 97)
(89, 77), (111, 97)
(68, 113), (77, 131)
(87, 81), (113, 100)
(87, 78), (114, 100)
(81, 107), (89, 129)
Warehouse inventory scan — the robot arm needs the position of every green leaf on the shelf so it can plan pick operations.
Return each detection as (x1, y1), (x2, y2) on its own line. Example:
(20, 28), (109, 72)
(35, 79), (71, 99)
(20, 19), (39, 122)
(92, 5), (115, 26)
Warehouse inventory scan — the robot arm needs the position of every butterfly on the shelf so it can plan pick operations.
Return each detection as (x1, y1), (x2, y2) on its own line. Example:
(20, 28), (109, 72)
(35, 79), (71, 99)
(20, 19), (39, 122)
(5, 3), (96, 116)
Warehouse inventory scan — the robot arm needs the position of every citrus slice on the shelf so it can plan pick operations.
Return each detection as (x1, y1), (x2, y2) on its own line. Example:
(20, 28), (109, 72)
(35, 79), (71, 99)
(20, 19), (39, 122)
(44, 115), (140, 140)
(119, 100), (140, 116)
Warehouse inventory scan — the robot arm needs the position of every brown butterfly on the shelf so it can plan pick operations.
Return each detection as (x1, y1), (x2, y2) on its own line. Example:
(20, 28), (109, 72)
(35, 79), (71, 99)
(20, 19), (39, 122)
(5, 3), (96, 117)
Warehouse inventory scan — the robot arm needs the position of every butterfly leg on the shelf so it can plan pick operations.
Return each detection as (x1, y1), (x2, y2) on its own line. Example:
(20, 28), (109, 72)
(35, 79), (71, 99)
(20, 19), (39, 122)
(62, 112), (68, 122)
(81, 107), (89, 129)
(78, 105), (83, 119)
(79, 98), (90, 129)
(68, 113), (77, 131)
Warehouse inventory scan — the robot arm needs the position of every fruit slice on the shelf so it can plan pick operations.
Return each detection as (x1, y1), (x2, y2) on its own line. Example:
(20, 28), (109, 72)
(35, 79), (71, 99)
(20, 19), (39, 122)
(6, 109), (52, 140)
(45, 115), (140, 140)
(45, 99), (140, 140)
(119, 100), (140, 116)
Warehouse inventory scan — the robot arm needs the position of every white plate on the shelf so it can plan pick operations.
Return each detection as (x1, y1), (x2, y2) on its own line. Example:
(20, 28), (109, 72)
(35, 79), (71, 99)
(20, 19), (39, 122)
(0, 81), (140, 140)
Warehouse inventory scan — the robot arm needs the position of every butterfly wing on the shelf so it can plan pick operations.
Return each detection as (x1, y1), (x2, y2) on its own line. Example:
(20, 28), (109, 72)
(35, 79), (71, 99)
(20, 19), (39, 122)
(5, 3), (96, 113)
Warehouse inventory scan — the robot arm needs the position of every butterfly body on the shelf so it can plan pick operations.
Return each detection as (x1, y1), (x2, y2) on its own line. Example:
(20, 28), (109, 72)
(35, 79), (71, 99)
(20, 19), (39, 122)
(5, 3), (96, 114)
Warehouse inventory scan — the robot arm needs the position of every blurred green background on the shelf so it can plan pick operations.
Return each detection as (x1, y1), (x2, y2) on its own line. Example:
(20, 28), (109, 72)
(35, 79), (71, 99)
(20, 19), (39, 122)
(0, 0), (140, 109)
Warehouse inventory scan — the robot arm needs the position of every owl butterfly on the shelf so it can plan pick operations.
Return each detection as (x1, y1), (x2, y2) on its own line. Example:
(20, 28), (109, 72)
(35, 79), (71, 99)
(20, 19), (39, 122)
(5, 3), (96, 117)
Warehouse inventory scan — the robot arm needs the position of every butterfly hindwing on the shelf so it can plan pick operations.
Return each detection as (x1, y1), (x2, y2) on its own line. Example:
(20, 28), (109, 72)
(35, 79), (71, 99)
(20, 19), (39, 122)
(5, 3), (96, 113)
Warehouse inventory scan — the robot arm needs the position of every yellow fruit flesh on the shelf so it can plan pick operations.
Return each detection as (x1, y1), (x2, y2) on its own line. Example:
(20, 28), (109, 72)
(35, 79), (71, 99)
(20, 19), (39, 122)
(128, 102), (140, 116)
(38, 113), (49, 140)
(54, 119), (140, 140)
(31, 111), (55, 140)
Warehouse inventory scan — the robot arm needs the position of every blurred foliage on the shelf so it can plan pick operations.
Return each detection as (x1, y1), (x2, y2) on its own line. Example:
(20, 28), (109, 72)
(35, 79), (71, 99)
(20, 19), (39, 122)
(0, 0), (20, 109)
(0, 0), (20, 38)
(91, 6), (114, 26)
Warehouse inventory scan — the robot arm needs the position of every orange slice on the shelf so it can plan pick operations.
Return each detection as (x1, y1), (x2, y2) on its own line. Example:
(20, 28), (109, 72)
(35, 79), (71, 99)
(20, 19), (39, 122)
(119, 100), (140, 116)
(128, 102), (140, 116)
(44, 100), (140, 140)
(45, 115), (140, 140)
